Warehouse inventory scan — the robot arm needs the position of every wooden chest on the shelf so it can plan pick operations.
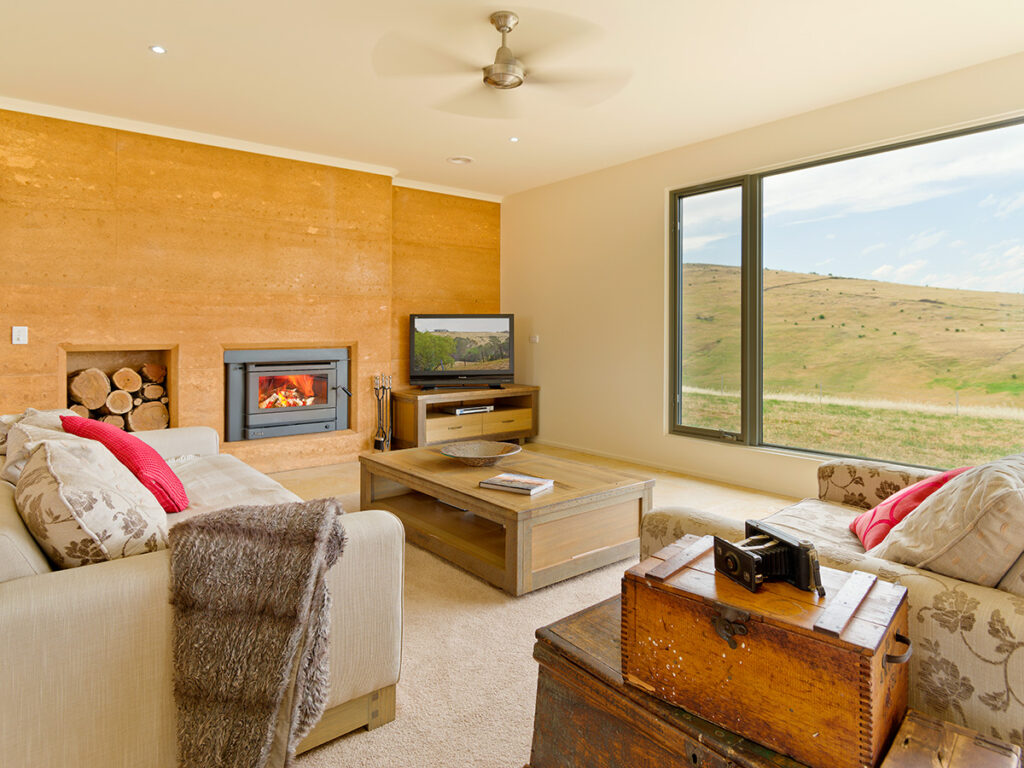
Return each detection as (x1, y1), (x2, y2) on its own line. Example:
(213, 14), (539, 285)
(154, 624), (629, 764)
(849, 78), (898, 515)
(622, 535), (911, 768)
(881, 709), (1022, 767)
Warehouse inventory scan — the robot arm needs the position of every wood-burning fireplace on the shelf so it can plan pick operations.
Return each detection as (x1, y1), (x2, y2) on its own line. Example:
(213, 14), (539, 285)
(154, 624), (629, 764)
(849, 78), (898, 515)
(224, 348), (350, 440)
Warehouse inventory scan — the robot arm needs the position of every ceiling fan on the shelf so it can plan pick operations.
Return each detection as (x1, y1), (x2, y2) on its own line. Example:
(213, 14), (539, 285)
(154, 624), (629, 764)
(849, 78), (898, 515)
(371, 9), (631, 120)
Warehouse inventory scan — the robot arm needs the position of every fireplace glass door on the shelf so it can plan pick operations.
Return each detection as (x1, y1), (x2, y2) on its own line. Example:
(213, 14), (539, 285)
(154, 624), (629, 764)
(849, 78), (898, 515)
(244, 363), (337, 429)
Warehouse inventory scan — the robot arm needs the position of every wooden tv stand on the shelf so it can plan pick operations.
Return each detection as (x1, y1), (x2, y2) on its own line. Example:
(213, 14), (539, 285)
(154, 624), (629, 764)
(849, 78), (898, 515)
(391, 384), (539, 449)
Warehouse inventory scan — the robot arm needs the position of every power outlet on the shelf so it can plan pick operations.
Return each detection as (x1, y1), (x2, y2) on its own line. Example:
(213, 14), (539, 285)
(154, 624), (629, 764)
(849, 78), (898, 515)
(11, 326), (28, 345)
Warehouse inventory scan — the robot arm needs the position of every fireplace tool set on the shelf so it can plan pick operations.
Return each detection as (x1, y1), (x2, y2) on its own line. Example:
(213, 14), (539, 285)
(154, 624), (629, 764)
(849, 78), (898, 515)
(373, 375), (392, 451)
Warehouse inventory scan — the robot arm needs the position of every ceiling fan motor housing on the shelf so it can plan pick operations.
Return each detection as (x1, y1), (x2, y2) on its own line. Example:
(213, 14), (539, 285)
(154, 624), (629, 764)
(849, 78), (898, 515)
(483, 11), (525, 89)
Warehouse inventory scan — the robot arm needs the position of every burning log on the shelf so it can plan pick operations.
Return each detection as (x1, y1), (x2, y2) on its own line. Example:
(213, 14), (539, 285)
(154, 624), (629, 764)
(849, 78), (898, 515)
(68, 368), (111, 410)
(111, 367), (143, 393)
(126, 401), (169, 432)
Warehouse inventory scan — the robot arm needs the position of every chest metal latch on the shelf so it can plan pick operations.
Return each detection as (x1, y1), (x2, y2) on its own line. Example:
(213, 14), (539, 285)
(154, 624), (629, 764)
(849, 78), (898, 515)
(711, 603), (749, 649)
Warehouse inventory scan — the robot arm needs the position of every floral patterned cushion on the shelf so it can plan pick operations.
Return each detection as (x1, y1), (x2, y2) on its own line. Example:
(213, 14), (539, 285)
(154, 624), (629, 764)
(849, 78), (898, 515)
(870, 454), (1024, 587)
(0, 409), (79, 483)
(14, 440), (168, 568)
(818, 458), (936, 509)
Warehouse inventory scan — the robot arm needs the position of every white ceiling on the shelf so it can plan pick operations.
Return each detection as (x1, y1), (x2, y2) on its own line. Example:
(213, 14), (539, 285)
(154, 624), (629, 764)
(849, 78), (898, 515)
(3, 1), (1024, 199)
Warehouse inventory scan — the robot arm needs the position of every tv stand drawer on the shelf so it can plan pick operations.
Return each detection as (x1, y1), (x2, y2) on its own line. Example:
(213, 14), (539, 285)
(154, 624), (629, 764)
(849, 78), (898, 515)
(483, 408), (532, 433)
(425, 413), (483, 443)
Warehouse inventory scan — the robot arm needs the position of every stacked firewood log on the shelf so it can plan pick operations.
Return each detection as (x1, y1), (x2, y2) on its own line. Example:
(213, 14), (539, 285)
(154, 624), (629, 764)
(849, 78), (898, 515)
(67, 363), (169, 431)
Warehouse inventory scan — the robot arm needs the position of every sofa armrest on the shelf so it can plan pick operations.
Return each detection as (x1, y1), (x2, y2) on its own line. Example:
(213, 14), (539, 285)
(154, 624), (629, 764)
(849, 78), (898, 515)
(813, 543), (1024, 747)
(640, 506), (746, 559)
(817, 458), (936, 509)
(323, 508), (405, 707)
(0, 550), (178, 767)
(132, 426), (220, 460)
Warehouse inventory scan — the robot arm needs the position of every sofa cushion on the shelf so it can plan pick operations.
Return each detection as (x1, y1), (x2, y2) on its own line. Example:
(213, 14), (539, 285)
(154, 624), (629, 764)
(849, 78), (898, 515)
(0, 481), (51, 582)
(170, 453), (301, 524)
(760, 498), (866, 552)
(869, 454), (1024, 587)
(60, 415), (189, 513)
(14, 440), (168, 568)
(849, 466), (972, 550)
(1, 409), (80, 484)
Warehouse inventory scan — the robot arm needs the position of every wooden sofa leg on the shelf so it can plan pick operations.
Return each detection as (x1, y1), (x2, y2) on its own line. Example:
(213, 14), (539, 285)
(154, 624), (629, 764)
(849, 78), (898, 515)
(296, 685), (397, 754)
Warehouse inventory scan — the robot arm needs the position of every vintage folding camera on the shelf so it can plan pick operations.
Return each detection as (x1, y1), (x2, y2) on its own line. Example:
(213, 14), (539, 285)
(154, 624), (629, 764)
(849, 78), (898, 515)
(713, 520), (826, 597)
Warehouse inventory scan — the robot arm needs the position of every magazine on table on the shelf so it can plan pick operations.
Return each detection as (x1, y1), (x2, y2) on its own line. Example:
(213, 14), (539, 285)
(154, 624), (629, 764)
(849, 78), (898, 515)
(479, 472), (554, 495)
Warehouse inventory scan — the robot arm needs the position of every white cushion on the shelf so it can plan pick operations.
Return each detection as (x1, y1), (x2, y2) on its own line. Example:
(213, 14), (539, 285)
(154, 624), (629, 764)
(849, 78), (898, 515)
(14, 440), (168, 569)
(1, 409), (78, 484)
(869, 454), (1024, 586)
(169, 453), (301, 524)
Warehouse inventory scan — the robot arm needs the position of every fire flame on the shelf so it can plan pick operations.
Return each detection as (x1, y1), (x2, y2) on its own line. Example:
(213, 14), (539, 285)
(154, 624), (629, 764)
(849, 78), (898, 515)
(258, 374), (323, 409)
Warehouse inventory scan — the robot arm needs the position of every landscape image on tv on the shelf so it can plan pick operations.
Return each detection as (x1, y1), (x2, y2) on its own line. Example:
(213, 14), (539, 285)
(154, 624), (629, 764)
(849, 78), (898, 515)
(412, 317), (510, 373)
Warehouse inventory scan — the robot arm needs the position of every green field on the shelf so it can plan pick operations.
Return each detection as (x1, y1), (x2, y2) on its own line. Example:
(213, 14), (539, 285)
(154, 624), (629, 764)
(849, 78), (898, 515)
(679, 265), (1024, 466)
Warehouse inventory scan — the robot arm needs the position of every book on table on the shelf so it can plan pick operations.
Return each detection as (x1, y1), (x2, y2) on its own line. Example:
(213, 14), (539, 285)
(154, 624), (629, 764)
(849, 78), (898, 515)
(479, 472), (554, 495)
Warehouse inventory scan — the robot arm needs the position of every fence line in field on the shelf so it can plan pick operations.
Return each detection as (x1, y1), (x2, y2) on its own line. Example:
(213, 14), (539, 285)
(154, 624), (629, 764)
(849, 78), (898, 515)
(680, 386), (1024, 422)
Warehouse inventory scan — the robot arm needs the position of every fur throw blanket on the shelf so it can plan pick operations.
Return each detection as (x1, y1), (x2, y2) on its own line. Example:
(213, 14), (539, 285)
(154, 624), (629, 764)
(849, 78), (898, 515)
(169, 498), (346, 768)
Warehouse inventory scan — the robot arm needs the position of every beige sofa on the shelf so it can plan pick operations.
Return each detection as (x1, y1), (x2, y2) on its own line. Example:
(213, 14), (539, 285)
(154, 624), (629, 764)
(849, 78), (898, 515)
(641, 457), (1024, 749)
(0, 424), (404, 767)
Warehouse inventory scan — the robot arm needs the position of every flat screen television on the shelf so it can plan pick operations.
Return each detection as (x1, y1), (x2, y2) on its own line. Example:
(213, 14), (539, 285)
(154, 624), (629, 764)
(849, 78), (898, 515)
(409, 313), (514, 388)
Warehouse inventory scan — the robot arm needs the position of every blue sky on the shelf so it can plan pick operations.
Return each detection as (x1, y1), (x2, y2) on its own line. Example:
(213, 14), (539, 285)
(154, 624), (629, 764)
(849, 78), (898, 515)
(680, 121), (1024, 293)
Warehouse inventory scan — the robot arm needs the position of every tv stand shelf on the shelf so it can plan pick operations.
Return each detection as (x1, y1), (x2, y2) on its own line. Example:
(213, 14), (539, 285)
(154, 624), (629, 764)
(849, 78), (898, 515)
(391, 384), (539, 449)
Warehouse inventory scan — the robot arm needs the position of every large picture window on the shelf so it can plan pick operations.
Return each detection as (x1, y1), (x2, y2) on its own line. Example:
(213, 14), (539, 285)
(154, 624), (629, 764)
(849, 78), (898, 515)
(671, 119), (1024, 468)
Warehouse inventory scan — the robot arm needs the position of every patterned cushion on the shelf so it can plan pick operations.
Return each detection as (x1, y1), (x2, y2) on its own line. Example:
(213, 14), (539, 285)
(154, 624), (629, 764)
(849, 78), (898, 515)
(870, 454), (1024, 587)
(60, 415), (189, 513)
(14, 440), (168, 568)
(849, 467), (972, 550)
(760, 498), (866, 551)
(0, 409), (79, 483)
(996, 552), (1024, 596)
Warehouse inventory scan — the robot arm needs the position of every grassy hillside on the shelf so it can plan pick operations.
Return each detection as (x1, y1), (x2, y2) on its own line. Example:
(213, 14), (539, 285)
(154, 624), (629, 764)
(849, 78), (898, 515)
(679, 264), (1024, 466)
(681, 264), (1024, 408)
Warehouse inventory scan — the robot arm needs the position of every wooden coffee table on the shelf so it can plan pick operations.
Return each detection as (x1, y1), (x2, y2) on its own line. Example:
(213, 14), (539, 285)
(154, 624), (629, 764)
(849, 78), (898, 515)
(359, 446), (653, 595)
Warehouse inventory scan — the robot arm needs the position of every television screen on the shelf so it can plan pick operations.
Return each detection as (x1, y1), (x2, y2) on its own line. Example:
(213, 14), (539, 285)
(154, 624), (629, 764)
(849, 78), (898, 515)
(410, 314), (514, 384)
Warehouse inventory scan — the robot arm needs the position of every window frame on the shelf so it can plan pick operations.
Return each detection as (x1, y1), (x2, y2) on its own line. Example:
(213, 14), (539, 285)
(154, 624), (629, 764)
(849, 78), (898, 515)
(669, 116), (1024, 460)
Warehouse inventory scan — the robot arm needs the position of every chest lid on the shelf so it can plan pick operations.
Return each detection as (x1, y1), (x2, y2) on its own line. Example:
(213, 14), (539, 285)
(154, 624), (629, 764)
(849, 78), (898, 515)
(626, 534), (908, 653)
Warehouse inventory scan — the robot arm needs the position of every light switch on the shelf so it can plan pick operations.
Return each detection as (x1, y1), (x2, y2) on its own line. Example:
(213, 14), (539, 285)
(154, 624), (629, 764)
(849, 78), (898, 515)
(529, 335), (540, 344)
(11, 326), (27, 345)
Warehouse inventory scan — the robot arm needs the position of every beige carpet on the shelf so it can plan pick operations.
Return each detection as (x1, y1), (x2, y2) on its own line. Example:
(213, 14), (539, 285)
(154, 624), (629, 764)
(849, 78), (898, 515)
(296, 544), (630, 768)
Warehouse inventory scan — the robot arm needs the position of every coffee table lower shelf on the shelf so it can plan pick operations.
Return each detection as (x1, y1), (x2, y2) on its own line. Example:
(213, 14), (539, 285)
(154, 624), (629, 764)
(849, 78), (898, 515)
(359, 459), (651, 596)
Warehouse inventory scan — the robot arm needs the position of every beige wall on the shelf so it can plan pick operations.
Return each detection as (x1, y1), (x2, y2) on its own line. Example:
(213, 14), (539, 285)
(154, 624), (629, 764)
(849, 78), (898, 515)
(0, 110), (499, 473)
(501, 52), (1024, 498)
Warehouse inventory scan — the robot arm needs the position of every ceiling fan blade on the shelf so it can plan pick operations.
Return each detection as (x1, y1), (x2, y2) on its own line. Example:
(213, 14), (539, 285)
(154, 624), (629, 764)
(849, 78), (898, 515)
(372, 32), (478, 78)
(507, 9), (604, 66)
(434, 84), (527, 120)
(526, 70), (633, 108)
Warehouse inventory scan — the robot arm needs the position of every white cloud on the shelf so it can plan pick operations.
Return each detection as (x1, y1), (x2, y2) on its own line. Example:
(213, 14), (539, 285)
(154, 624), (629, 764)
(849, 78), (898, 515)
(825, 233), (836, 240)
(862, 242), (887, 255)
(906, 229), (946, 254)
(891, 259), (928, 280)
(763, 123), (1024, 220)
(681, 233), (729, 252)
(979, 191), (1024, 218)
(872, 264), (894, 278)
(949, 239), (966, 248)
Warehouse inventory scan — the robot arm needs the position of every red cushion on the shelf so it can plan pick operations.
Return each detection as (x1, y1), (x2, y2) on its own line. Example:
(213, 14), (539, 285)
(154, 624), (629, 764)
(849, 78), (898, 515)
(849, 466), (971, 550)
(59, 415), (189, 513)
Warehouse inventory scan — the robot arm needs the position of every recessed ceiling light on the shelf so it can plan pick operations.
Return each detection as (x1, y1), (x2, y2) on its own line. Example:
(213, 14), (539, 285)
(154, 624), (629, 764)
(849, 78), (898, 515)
(509, 137), (519, 143)
(446, 156), (473, 165)
(149, 45), (167, 54)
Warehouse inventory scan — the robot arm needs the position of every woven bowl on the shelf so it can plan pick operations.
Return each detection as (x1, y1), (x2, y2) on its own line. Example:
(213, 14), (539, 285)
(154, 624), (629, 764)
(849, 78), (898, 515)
(440, 440), (522, 467)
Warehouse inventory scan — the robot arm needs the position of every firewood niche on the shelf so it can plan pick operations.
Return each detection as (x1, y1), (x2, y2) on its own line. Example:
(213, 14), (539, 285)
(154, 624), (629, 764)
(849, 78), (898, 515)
(61, 346), (176, 431)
